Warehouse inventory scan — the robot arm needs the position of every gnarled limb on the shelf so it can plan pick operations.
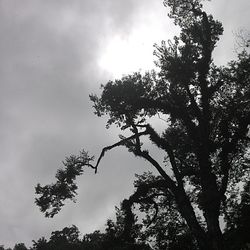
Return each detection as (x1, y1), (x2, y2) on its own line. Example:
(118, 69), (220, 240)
(94, 129), (149, 173)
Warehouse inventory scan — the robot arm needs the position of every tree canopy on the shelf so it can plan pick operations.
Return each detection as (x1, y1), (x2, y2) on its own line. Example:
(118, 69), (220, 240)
(35, 0), (250, 249)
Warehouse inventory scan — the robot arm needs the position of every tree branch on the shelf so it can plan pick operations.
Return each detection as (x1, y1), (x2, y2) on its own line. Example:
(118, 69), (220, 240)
(94, 130), (148, 173)
(121, 179), (170, 240)
(145, 125), (183, 185)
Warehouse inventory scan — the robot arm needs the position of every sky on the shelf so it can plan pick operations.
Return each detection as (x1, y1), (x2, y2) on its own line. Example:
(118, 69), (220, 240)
(0, 0), (249, 248)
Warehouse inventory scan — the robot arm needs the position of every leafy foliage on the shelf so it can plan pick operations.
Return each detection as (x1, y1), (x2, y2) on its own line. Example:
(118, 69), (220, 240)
(35, 150), (94, 217)
(13, 244), (28, 250)
(31, 224), (152, 250)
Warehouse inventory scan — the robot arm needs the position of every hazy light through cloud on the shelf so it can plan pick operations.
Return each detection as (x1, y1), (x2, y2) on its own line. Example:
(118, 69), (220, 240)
(98, 34), (155, 78)
(0, 0), (249, 248)
(98, 4), (177, 78)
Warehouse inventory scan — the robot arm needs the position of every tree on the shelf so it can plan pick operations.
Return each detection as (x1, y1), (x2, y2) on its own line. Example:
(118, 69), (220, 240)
(32, 225), (82, 250)
(35, 0), (250, 249)
(31, 224), (152, 250)
(13, 244), (28, 250)
(127, 172), (198, 250)
(234, 29), (250, 53)
(223, 180), (250, 250)
(32, 237), (49, 250)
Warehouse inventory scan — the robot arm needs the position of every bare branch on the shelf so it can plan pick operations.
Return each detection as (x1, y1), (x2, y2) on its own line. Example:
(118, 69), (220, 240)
(94, 130), (148, 173)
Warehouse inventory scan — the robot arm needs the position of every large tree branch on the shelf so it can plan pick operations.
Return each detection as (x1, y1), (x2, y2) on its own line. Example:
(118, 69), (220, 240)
(145, 125), (184, 186)
(120, 179), (171, 240)
(121, 171), (207, 245)
(94, 130), (148, 173)
(198, 11), (213, 131)
(134, 97), (199, 146)
(117, 116), (178, 191)
(133, 148), (177, 191)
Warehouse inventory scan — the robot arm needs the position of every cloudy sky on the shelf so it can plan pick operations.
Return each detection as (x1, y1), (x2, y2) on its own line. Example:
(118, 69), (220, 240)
(0, 0), (249, 247)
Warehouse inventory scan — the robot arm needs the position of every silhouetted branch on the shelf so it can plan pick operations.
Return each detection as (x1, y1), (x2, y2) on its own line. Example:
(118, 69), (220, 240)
(94, 130), (148, 173)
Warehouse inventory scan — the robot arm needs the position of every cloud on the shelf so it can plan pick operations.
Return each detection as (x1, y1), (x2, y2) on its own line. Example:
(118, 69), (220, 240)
(204, 0), (250, 64)
(0, 0), (164, 247)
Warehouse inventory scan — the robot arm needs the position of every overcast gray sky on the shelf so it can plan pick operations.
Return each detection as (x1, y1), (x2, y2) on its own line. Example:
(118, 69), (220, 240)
(0, 0), (249, 248)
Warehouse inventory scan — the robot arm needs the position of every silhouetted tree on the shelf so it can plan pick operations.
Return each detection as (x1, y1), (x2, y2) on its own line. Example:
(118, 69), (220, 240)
(127, 172), (197, 250)
(35, 0), (250, 249)
(32, 225), (82, 250)
(223, 180), (250, 250)
(13, 244), (28, 250)
(32, 237), (49, 250)
(31, 224), (151, 250)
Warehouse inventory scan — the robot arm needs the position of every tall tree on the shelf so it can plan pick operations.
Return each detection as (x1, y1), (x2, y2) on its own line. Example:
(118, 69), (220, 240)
(31, 224), (151, 250)
(35, 0), (250, 249)
(13, 244), (28, 250)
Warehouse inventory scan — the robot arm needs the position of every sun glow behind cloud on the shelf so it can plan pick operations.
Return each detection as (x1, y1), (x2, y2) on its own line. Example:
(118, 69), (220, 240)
(98, 6), (178, 79)
(98, 33), (155, 78)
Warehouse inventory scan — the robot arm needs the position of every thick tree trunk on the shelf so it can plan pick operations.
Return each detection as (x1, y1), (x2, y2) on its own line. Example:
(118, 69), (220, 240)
(174, 188), (209, 250)
(205, 212), (225, 250)
(197, 147), (225, 250)
(174, 182), (224, 250)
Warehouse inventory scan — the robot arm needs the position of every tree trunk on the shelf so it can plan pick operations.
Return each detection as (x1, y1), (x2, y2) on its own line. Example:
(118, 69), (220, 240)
(206, 212), (225, 250)
(176, 147), (225, 249)
(174, 188), (208, 250)
(197, 148), (225, 250)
